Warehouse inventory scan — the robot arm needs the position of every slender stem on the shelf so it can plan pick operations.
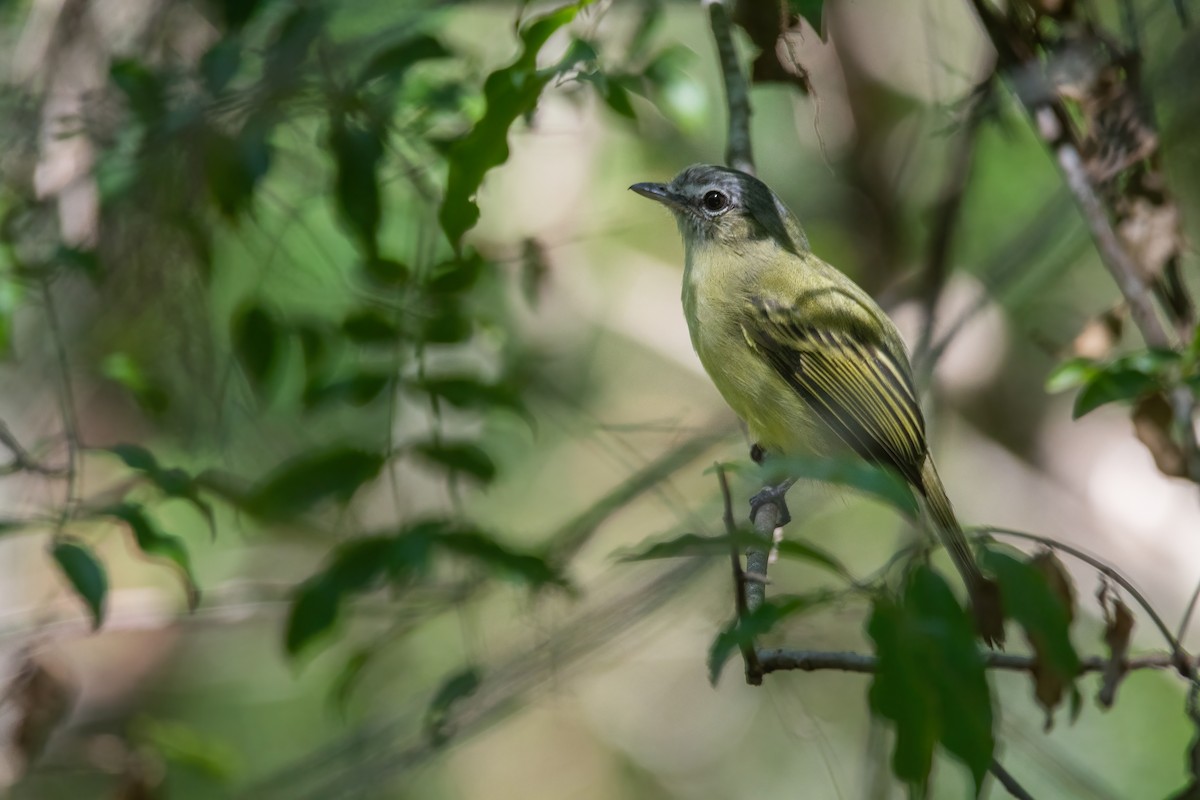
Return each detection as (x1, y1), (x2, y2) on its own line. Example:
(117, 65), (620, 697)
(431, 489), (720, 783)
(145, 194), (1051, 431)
(976, 526), (1186, 667)
(1047, 120), (1170, 349)
(756, 647), (1177, 675)
(990, 759), (1037, 800)
(718, 463), (762, 683)
(1178, 576), (1200, 645)
(40, 278), (81, 530)
(704, 0), (755, 175)
(914, 79), (989, 372)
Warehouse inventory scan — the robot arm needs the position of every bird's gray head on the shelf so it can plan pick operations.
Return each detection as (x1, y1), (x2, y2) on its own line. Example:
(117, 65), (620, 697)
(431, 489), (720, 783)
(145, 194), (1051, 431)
(630, 164), (808, 254)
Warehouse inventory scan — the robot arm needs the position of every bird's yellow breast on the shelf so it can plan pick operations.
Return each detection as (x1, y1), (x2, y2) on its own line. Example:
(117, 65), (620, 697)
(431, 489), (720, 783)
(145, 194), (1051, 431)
(682, 245), (822, 456)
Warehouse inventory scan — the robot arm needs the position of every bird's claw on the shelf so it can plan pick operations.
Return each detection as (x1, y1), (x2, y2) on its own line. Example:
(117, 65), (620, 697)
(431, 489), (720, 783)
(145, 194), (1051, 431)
(749, 482), (792, 527)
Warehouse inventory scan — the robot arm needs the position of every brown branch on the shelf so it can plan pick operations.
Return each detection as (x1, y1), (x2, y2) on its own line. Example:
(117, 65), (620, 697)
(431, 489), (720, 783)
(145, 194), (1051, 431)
(717, 464), (762, 683)
(1044, 116), (1170, 348)
(757, 647), (1178, 676)
(964, 0), (1200, 483)
(704, 0), (783, 648)
(0, 421), (68, 477)
(745, 499), (777, 613)
(705, 0), (755, 175)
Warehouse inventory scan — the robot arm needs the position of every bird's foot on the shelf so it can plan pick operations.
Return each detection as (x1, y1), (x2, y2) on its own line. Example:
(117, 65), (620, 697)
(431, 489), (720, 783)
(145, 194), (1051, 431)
(749, 480), (793, 527)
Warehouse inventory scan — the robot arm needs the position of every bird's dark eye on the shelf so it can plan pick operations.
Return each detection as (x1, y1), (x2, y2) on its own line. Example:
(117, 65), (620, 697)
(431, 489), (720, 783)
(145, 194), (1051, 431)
(702, 190), (730, 212)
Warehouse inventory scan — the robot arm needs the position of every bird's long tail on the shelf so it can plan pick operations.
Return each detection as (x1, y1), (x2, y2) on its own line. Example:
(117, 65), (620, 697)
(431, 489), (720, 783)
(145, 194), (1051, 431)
(919, 459), (1005, 648)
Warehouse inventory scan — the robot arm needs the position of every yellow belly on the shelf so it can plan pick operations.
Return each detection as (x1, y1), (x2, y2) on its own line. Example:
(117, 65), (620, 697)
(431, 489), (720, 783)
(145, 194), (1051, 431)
(688, 298), (823, 457)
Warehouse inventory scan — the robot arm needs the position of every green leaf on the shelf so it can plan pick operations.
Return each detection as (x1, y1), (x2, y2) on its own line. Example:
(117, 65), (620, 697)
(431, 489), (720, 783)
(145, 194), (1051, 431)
(358, 35), (451, 86)
(244, 447), (385, 521)
(775, 540), (853, 579)
(232, 301), (281, 390)
(204, 123), (272, 218)
(219, 0), (272, 30)
(601, 76), (637, 119)
(285, 536), (393, 656)
(756, 455), (919, 518)
(426, 251), (485, 294)
(413, 441), (496, 483)
(618, 531), (850, 580)
(331, 647), (375, 712)
(787, 0), (826, 38)
(439, 3), (586, 246)
(285, 577), (341, 656)
(329, 113), (385, 257)
(135, 717), (240, 782)
(422, 304), (472, 343)
(303, 372), (392, 410)
(708, 594), (832, 685)
(104, 445), (218, 541)
(980, 548), (1080, 696)
(52, 539), (108, 629)
(1073, 368), (1159, 418)
(294, 320), (334, 378)
(426, 667), (482, 746)
(342, 309), (400, 343)
(618, 531), (749, 560)
(263, 6), (325, 85)
(362, 257), (411, 287)
(1045, 357), (1099, 393)
(110, 59), (164, 125)
(867, 566), (993, 793)
(101, 352), (169, 415)
(438, 530), (567, 588)
(201, 39), (242, 94)
(1116, 348), (1181, 376)
(104, 503), (199, 609)
(410, 377), (523, 413)
(109, 443), (159, 472)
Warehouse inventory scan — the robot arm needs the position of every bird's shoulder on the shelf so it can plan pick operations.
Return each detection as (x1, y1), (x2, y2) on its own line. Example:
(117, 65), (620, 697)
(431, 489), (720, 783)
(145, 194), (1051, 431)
(739, 253), (904, 358)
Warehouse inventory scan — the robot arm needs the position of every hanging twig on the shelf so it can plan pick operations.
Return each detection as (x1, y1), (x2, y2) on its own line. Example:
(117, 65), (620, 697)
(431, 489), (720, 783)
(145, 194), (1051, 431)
(704, 0), (755, 175)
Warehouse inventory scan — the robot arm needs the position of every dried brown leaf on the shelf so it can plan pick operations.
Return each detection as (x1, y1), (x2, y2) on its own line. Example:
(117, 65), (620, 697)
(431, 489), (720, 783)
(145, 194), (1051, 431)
(1097, 585), (1135, 708)
(1030, 551), (1076, 624)
(1072, 307), (1124, 360)
(1133, 393), (1186, 478)
(1117, 196), (1182, 283)
(5, 654), (76, 778)
(1026, 552), (1076, 729)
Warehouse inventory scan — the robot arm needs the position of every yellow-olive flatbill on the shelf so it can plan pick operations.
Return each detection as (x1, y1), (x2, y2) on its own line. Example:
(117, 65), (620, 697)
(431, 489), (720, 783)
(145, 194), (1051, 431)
(631, 164), (1004, 647)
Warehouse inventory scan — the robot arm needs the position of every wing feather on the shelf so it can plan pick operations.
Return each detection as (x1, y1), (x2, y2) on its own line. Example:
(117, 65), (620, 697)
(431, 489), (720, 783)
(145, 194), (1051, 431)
(745, 296), (927, 485)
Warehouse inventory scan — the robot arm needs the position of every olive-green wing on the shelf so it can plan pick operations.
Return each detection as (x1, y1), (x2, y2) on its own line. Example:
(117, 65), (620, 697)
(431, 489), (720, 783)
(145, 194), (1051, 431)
(744, 295), (928, 485)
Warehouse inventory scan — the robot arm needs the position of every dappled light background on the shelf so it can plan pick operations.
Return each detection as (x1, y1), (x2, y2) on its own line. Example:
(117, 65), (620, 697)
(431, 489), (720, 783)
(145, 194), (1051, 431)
(0, 0), (1198, 798)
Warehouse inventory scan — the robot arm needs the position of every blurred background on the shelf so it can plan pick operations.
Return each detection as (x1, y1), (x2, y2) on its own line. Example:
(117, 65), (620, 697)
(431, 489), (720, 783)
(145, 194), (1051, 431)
(0, 0), (1198, 797)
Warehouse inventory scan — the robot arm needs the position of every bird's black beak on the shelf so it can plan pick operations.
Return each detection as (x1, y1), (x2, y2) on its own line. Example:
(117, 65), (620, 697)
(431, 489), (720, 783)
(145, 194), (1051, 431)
(630, 182), (688, 213)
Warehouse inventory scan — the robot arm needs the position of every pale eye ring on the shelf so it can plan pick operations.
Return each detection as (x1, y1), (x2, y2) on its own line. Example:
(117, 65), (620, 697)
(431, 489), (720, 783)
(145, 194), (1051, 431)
(702, 190), (730, 212)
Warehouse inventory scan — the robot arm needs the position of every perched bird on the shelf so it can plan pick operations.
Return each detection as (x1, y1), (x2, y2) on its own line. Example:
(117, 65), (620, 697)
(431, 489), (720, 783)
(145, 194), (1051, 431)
(631, 164), (1004, 646)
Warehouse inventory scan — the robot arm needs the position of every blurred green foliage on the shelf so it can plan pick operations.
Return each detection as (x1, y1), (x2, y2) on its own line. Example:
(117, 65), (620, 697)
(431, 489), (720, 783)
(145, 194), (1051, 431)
(0, 0), (1196, 797)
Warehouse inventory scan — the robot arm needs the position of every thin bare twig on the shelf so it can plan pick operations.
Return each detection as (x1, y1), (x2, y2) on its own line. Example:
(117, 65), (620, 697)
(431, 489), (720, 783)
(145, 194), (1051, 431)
(717, 464), (761, 683)
(704, 0), (755, 175)
(1044, 116), (1170, 348)
(1180, 580), (1200, 645)
(40, 278), (82, 528)
(914, 77), (991, 371)
(702, 0), (781, 621)
(0, 421), (67, 477)
(976, 526), (1188, 669)
(964, 0), (1200, 483)
(756, 647), (1177, 675)
(991, 758), (1037, 800)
